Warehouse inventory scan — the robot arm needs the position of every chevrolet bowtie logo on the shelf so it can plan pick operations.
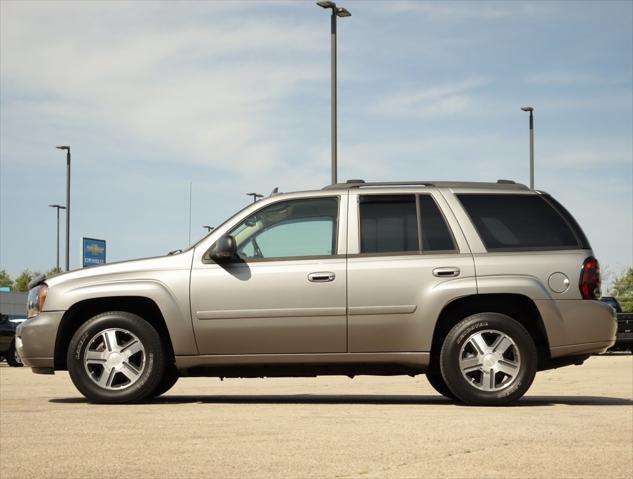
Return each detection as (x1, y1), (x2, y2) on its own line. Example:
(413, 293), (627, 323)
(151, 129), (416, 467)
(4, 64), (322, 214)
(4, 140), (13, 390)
(86, 244), (104, 255)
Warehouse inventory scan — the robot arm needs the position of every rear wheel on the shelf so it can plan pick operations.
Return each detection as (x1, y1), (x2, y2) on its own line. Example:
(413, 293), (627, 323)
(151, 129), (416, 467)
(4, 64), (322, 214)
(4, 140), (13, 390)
(67, 311), (166, 404)
(440, 312), (537, 406)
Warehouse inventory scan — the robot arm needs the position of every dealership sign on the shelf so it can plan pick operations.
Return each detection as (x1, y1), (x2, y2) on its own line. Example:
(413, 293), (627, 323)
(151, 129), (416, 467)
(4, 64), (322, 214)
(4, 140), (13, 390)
(82, 237), (106, 268)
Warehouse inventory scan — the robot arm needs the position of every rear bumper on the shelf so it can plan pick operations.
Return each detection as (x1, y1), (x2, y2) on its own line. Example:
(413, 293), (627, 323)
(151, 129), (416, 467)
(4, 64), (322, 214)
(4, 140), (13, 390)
(15, 311), (64, 372)
(536, 299), (617, 358)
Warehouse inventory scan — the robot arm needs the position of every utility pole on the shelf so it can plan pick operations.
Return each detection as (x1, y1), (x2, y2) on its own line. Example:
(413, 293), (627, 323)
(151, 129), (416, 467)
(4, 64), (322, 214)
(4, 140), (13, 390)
(48, 204), (66, 271)
(56, 146), (71, 271)
(317, 1), (351, 185)
(521, 107), (535, 189)
(246, 192), (263, 204)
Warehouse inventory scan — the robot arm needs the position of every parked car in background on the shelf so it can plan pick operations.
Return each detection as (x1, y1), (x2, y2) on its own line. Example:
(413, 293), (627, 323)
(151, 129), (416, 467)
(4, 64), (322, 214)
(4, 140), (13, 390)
(0, 315), (22, 367)
(600, 296), (633, 352)
(17, 179), (616, 405)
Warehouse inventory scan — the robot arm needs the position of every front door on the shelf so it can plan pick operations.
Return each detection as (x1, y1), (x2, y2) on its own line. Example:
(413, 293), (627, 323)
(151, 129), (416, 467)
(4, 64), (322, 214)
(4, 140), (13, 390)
(190, 195), (347, 354)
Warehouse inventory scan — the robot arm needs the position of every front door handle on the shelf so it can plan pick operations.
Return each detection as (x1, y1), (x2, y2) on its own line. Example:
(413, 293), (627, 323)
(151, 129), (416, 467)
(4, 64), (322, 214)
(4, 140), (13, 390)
(308, 272), (335, 282)
(433, 267), (460, 278)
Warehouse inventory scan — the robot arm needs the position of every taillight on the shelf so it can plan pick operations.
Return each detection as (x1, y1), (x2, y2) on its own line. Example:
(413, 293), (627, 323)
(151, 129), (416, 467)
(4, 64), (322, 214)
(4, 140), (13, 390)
(579, 257), (601, 299)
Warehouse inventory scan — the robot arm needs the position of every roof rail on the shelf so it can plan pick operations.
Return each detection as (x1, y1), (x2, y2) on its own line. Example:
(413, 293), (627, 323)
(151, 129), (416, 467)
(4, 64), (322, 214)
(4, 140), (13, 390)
(323, 180), (529, 191)
(323, 181), (434, 190)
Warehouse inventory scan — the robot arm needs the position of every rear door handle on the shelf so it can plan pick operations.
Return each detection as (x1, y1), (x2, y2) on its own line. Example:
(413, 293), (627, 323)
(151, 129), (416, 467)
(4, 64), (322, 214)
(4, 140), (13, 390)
(433, 267), (460, 278)
(308, 272), (335, 282)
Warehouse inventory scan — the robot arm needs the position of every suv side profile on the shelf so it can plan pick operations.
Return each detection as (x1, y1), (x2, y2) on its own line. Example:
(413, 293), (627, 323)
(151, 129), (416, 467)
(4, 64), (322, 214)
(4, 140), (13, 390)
(17, 180), (616, 406)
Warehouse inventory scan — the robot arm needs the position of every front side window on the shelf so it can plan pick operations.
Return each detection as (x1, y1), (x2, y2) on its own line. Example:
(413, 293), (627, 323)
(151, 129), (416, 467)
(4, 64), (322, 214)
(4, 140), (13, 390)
(230, 197), (338, 260)
(457, 194), (580, 251)
(359, 195), (418, 253)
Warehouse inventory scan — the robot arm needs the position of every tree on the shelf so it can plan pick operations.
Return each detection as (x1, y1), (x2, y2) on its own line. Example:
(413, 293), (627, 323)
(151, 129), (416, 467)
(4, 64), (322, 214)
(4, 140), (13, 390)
(611, 267), (633, 313)
(47, 267), (62, 278)
(0, 270), (12, 288)
(12, 270), (41, 293)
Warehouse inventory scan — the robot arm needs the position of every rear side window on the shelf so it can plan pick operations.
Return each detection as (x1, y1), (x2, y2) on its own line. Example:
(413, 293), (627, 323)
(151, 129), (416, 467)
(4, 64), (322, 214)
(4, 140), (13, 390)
(418, 195), (456, 251)
(360, 195), (418, 253)
(457, 194), (581, 251)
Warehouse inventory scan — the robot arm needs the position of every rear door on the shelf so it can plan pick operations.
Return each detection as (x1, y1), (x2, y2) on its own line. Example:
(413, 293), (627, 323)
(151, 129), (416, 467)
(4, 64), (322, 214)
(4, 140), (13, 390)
(346, 189), (477, 352)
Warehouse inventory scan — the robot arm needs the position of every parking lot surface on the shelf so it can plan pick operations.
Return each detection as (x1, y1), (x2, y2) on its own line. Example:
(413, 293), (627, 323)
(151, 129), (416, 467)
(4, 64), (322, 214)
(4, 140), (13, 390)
(1, 355), (631, 479)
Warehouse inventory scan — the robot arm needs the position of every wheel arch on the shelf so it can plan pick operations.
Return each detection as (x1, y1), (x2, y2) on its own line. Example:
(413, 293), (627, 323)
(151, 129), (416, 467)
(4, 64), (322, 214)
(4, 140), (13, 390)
(54, 296), (175, 370)
(430, 293), (551, 370)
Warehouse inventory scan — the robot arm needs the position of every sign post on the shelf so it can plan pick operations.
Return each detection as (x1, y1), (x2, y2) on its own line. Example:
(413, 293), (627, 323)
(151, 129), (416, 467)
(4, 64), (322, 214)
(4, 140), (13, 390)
(81, 237), (106, 268)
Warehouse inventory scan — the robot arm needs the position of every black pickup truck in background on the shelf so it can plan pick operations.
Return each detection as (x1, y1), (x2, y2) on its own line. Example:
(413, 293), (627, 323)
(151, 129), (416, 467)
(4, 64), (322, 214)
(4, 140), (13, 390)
(600, 296), (633, 353)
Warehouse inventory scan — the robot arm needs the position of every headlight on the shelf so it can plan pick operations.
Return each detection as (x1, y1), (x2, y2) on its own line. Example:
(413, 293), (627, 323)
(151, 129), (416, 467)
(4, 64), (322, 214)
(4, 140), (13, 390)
(27, 284), (48, 319)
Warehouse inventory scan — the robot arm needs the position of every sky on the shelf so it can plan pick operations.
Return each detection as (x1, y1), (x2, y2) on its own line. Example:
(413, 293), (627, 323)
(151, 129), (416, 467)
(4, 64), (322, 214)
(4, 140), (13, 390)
(1, 0), (632, 286)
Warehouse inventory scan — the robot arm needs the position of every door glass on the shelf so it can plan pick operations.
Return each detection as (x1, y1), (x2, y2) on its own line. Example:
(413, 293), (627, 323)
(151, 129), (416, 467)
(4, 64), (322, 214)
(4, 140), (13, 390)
(418, 195), (456, 252)
(359, 195), (418, 253)
(231, 198), (338, 260)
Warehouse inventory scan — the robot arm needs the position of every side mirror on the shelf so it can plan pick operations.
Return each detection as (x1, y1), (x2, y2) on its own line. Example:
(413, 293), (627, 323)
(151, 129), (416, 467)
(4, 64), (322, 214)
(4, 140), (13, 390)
(210, 235), (237, 261)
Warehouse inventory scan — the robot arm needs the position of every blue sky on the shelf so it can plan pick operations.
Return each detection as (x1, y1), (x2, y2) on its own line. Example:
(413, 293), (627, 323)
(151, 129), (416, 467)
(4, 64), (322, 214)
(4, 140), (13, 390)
(1, 0), (631, 285)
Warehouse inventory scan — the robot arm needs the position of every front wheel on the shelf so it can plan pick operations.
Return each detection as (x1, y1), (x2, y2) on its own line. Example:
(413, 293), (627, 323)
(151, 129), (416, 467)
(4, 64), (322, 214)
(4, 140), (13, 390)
(440, 313), (537, 406)
(67, 311), (166, 404)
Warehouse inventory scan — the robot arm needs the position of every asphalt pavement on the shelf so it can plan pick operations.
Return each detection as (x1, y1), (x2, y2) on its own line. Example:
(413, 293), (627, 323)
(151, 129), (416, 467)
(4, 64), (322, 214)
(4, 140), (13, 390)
(1, 355), (631, 478)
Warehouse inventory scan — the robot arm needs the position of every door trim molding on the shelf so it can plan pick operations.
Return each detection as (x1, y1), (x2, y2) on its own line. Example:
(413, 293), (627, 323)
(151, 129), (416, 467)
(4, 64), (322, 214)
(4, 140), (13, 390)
(196, 307), (347, 320)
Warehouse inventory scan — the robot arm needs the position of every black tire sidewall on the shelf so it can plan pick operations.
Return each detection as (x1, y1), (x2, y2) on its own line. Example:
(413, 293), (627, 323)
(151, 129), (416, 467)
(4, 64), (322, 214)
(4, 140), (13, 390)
(150, 363), (179, 398)
(440, 312), (537, 406)
(67, 311), (165, 404)
(425, 369), (456, 399)
(6, 340), (22, 367)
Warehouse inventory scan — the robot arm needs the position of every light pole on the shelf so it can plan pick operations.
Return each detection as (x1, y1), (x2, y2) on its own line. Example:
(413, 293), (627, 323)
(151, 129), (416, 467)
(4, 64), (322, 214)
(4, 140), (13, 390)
(317, 1), (351, 185)
(56, 146), (71, 271)
(48, 204), (66, 271)
(202, 225), (214, 232)
(246, 192), (263, 203)
(521, 107), (535, 189)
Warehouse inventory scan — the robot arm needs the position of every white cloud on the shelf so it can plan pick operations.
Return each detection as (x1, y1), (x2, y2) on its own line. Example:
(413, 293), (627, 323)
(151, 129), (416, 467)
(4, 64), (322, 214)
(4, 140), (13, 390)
(525, 71), (603, 86)
(369, 77), (491, 117)
(1, 1), (326, 177)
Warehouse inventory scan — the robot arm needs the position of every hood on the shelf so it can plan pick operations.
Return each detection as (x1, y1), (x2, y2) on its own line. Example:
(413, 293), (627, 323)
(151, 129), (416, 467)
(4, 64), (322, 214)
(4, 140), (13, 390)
(43, 250), (194, 290)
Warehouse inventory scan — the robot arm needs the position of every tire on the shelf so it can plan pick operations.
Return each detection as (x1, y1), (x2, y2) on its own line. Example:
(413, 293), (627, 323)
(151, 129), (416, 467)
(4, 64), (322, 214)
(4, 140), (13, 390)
(67, 311), (166, 404)
(150, 363), (179, 398)
(6, 340), (23, 367)
(426, 369), (456, 399)
(440, 312), (537, 406)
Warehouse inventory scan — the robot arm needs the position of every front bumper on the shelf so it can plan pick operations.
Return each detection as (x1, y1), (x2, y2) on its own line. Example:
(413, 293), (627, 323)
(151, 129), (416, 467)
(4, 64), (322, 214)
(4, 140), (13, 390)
(15, 311), (64, 372)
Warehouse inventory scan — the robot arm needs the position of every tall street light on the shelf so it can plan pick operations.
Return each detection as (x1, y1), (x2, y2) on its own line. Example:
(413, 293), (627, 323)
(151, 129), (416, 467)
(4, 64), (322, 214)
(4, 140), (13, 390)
(48, 204), (66, 271)
(317, 1), (351, 185)
(521, 107), (535, 189)
(56, 145), (71, 271)
(246, 192), (263, 203)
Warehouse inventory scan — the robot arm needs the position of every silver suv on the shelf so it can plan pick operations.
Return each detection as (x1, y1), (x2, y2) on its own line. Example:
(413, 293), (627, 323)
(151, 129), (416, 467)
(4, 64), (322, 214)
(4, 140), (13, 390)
(17, 180), (616, 405)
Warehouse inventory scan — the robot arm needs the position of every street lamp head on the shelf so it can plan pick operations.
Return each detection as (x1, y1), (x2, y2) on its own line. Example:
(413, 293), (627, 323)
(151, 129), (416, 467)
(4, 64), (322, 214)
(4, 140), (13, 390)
(49, 204), (66, 209)
(317, 1), (336, 9)
(56, 145), (70, 150)
(521, 106), (533, 112)
(336, 7), (351, 17)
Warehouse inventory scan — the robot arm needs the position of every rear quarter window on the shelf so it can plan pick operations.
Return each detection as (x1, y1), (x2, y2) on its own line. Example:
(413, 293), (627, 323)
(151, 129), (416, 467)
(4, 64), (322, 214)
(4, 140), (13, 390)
(457, 194), (583, 251)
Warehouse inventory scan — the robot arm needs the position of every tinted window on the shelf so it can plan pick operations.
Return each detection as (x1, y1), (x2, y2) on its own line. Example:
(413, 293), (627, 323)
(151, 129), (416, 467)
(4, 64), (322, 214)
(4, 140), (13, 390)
(231, 198), (338, 259)
(360, 195), (418, 253)
(542, 193), (591, 249)
(419, 195), (456, 251)
(458, 194), (580, 251)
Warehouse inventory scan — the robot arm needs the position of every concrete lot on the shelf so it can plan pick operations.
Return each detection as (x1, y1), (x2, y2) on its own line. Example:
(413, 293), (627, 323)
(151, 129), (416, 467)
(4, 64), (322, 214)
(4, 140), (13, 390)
(1, 355), (631, 479)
